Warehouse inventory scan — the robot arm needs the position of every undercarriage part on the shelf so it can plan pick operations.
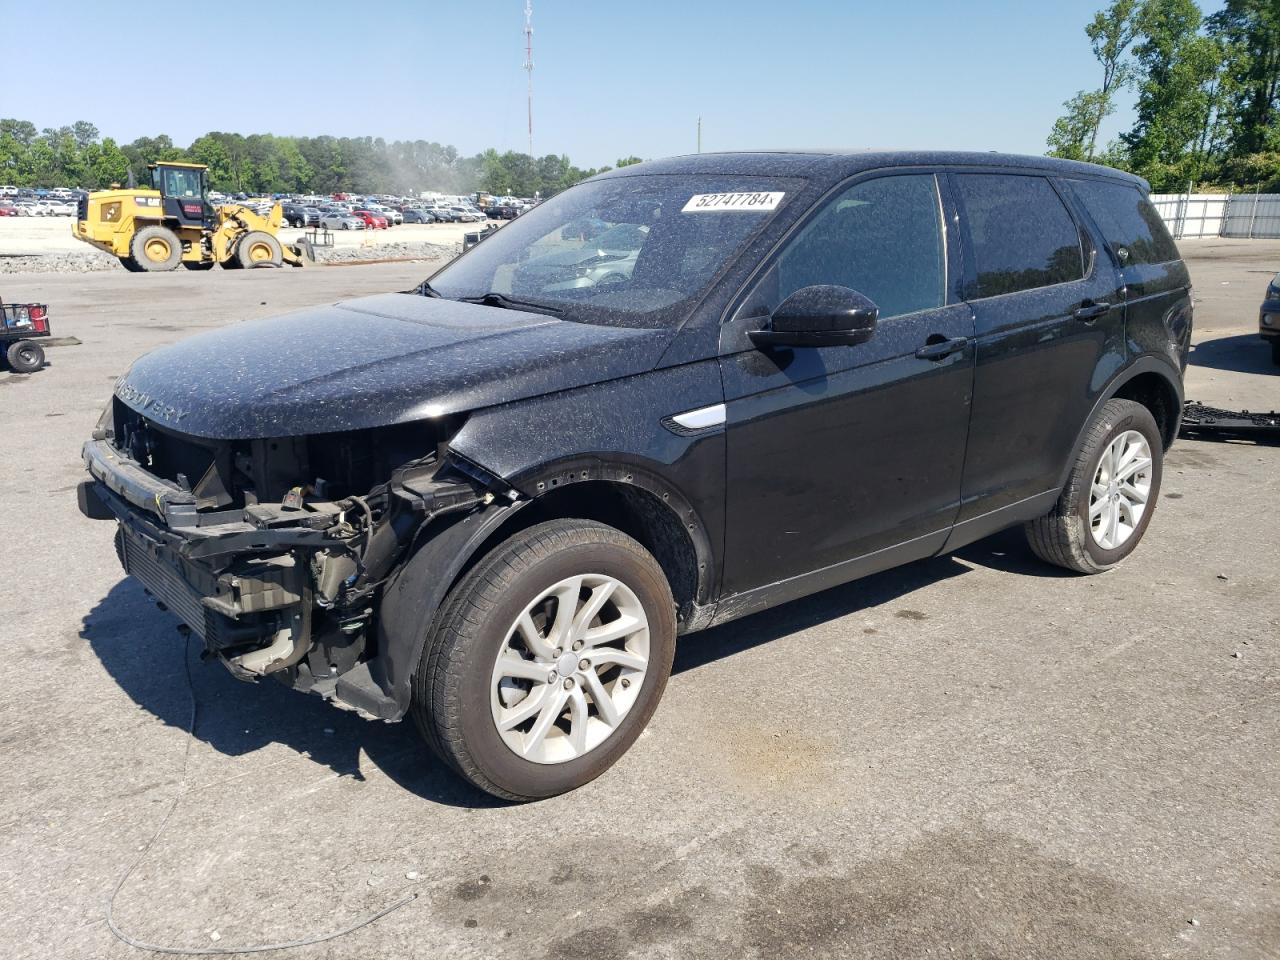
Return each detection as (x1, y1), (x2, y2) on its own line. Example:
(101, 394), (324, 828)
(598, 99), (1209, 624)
(229, 591), (312, 676)
(1179, 401), (1280, 439)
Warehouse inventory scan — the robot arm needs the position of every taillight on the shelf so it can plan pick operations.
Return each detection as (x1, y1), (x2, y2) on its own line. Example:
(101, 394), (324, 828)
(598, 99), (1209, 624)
(30, 306), (44, 320)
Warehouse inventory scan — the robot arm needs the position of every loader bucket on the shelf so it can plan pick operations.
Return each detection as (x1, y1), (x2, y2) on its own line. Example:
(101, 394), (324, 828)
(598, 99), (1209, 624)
(285, 236), (316, 267)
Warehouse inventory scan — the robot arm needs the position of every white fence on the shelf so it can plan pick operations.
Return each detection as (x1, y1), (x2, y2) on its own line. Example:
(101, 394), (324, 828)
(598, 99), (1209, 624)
(1150, 191), (1280, 239)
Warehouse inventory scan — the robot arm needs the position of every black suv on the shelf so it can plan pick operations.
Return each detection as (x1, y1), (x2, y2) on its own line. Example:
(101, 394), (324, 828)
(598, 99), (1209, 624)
(281, 202), (320, 228)
(78, 151), (1191, 801)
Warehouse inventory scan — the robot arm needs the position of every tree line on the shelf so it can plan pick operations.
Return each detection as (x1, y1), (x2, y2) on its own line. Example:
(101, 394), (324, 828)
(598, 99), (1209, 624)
(1050, 0), (1280, 191)
(0, 119), (642, 198)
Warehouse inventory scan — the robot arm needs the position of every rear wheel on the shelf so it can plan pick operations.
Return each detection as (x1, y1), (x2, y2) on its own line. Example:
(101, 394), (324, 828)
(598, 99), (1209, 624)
(6, 340), (45, 373)
(412, 519), (676, 801)
(129, 226), (183, 272)
(234, 231), (282, 269)
(1025, 398), (1163, 574)
(1271, 339), (1280, 366)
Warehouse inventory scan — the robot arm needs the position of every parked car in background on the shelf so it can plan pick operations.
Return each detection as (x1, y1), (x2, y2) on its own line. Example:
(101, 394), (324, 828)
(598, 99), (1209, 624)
(363, 203), (401, 225)
(429, 205), (460, 222)
(352, 209), (388, 229)
(282, 203), (321, 228)
(43, 198), (76, 216)
(319, 212), (365, 230)
(0, 202), (18, 217)
(1259, 273), (1280, 365)
(449, 204), (482, 222)
(402, 208), (437, 224)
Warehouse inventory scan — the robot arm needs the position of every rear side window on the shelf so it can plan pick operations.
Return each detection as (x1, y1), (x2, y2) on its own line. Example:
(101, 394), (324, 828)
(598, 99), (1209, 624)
(1068, 178), (1179, 266)
(954, 174), (1084, 298)
(775, 174), (946, 319)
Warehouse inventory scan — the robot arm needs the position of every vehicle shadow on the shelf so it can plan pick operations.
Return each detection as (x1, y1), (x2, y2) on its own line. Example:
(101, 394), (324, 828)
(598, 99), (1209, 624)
(83, 528), (1059, 801)
(674, 527), (1068, 675)
(80, 580), (505, 809)
(1188, 333), (1276, 375)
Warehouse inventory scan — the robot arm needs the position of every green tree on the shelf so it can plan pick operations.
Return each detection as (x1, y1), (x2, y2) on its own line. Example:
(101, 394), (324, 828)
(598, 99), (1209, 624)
(1208, 0), (1280, 153)
(1048, 90), (1114, 159)
(1123, 0), (1226, 181)
(1048, 0), (1140, 159)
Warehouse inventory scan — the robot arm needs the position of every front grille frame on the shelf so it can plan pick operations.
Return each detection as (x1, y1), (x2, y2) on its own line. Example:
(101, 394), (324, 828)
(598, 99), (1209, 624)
(116, 526), (211, 637)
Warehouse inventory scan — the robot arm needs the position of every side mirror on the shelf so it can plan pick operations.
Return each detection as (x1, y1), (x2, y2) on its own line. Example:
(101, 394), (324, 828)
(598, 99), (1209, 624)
(749, 285), (879, 349)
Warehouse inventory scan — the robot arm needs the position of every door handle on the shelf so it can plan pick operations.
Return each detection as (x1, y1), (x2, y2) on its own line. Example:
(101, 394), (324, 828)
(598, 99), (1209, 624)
(1073, 300), (1111, 321)
(915, 336), (968, 361)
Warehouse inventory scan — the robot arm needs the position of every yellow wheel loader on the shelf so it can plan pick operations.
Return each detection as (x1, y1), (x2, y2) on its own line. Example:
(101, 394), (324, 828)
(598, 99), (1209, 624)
(73, 162), (314, 272)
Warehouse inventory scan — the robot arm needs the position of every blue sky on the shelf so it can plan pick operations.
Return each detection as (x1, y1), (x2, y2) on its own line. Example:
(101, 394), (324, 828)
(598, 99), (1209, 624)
(5, 0), (1224, 167)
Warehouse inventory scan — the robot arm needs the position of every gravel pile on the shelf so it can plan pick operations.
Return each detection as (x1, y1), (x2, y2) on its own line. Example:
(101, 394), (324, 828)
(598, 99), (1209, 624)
(0, 250), (120, 274)
(0, 239), (457, 274)
(315, 240), (457, 264)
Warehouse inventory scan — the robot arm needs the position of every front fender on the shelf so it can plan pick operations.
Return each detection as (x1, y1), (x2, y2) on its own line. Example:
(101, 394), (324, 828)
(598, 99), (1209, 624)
(370, 499), (531, 719)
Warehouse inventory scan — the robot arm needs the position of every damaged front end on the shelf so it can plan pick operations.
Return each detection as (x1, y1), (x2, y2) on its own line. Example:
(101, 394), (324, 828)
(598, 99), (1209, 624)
(79, 397), (511, 715)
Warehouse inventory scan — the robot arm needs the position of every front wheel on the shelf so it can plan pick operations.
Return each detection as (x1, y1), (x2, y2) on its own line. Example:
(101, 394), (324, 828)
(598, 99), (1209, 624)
(1025, 398), (1163, 574)
(235, 231), (283, 268)
(1271, 339), (1280, 366)
(412, 519), (676, 801)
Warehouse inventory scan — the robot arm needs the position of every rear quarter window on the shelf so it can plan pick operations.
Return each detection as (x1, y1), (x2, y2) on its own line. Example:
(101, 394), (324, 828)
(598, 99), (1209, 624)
(954, 174), (1084, 298)
(1067, 178), (1179, 266)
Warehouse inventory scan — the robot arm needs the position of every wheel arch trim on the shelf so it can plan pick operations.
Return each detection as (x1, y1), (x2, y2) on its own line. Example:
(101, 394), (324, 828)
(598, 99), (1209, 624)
(1055, 355), (1183, 492)
(373, 455), (717, 720)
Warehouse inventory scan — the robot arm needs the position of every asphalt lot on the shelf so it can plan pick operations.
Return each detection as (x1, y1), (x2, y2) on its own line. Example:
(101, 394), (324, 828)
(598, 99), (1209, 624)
(0, 243), (1276, 959)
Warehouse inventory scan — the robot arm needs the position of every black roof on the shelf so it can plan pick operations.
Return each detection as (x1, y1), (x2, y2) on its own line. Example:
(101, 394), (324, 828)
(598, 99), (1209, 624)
(596, 150), (1148, 190)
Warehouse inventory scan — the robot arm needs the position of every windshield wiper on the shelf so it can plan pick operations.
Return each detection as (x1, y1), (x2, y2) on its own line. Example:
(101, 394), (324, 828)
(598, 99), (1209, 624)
(411, 279), (443, 297)
(458, 292), (563, 317)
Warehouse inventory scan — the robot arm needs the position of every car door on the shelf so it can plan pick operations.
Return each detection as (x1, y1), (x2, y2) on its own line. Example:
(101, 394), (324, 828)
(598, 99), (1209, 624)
(718, 171), (976, 600)
(947, 171), (1125, 530)
(1064, 177), (1192, 371)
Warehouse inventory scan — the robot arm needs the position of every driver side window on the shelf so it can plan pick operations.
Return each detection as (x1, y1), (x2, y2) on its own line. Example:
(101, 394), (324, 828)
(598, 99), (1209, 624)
(772, 174), (946, 320)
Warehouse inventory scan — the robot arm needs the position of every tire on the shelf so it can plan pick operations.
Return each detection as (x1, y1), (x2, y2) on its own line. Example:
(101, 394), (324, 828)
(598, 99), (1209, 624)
(412, 519), (676, 802)
(6, 340), (44, 373)
(1271, 339), (1280, 366)
(129, 225), (183, 272)
(1025, 398), (1163, 574)
(234, 230), (282, 269)
(119, 256), (146, 273)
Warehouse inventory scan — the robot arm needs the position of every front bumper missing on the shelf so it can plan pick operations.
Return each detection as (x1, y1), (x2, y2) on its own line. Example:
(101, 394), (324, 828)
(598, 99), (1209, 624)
(82, 438), (343, 561)
(81, 439), (331, 672)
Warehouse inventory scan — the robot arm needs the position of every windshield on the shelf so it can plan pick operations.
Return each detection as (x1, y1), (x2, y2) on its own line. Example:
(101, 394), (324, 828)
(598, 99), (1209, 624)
(427, 174), (799, 327)
(156, 167), (203, 198)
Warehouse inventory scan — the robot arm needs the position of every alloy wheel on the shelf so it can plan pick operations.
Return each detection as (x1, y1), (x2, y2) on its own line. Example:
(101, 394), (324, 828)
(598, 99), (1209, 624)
(1088, 429), (1152, 550)
(489, 574), (649, 764)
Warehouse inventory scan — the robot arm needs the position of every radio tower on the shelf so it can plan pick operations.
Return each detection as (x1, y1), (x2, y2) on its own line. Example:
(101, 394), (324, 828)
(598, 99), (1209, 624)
(523, 1), (535, 159)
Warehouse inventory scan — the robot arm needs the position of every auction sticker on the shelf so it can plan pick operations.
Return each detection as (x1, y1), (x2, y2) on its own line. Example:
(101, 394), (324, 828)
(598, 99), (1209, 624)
(682, 192), (784, 212)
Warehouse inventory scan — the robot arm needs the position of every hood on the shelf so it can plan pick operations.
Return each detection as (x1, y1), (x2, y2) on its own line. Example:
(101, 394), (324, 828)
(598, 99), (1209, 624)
(115, 293), (672, 439)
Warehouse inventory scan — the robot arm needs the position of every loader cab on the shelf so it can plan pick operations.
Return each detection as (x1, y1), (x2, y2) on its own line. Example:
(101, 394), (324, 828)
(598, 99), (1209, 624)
(149, 162), (212, 228)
